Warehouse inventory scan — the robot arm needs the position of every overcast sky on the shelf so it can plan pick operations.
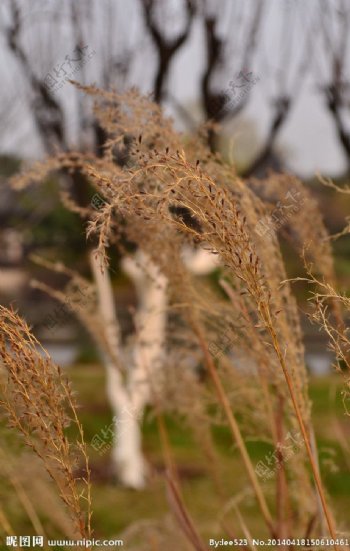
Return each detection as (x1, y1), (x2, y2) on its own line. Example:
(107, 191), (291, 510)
(1, 0), (349, 178)
(164, 0), (349, 177)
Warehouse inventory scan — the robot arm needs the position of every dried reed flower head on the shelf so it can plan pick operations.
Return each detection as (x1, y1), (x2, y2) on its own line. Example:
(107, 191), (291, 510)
(0, 306), (92, 540)
(292, 263), (350, 416)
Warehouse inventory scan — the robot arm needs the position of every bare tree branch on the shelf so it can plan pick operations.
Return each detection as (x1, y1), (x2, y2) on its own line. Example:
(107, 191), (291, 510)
(140, 0), (195, 103)
(5, 1), (66, 154)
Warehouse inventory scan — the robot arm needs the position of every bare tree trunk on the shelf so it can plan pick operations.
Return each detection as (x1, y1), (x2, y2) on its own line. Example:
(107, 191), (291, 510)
(324, 85), (350, 171)
(89, 249), (169, 488)
(140, 0), (195, 103)
(89, 251), (148, 488)
(122, 250), (168, 403)
(241, 97), (290, 178)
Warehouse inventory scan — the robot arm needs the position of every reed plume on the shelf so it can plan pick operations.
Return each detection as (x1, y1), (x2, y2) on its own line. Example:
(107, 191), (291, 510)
(0, 306), (92, 541)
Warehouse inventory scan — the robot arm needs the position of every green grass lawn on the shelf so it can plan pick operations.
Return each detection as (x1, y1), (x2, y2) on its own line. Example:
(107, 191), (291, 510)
(1, 364), (350, 549)
(74, 365), (350, 540)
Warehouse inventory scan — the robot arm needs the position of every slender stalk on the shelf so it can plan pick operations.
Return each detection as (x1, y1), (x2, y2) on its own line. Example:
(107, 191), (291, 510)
(220, 278), (278, 443)
(134, 313), (206, 551)
(309, 425), (326, 536)
(234, 506), (257, 551)
(166, 473), (208, 551)
(261, 302), (339, 549)
(192, 322), (275, 536)
(220, 520), (245, 550)
(7, 470), (47, 540)
(275, 395), (289, 548)
(0, 506), (14, 536)
(156, 404), (207, 551)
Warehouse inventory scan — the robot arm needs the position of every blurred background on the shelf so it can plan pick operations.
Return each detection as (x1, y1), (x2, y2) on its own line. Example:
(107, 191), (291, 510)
(0, 0), (350, 545)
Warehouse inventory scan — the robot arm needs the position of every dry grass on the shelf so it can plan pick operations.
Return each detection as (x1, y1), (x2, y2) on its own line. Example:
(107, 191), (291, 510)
(0, 306), (92, 542)
(8, 85), (350, 549)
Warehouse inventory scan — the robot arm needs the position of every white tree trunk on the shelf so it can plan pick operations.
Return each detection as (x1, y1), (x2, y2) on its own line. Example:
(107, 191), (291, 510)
(122, 250), (168, 407)
(121, 250), (168, 475)
(89, 251), (148, 489)
(89, 247), (214, 489)
(110, 389), (147, 490)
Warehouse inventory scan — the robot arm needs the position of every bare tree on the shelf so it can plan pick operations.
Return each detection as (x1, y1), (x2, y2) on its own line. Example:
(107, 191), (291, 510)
(140, 0), (195, 103)
(315, 0), (350, 172)
(200, 0), (264, 150)
(240, 2), (314, 177)
(196, 1), (314, 176)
